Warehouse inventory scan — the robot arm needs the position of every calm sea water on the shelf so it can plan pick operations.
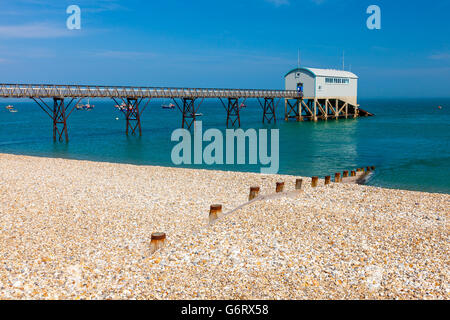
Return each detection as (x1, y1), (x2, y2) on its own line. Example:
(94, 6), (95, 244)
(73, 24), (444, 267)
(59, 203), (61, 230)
(0, 98), (449, 194)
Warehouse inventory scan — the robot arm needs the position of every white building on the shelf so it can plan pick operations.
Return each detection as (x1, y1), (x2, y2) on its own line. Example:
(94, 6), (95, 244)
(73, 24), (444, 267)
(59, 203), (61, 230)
(285, 67), (358, 105)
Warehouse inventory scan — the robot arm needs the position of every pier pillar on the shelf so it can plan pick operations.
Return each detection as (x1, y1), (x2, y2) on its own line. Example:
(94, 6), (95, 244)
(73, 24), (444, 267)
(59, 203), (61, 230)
(125, 98), (142, 136)
(225, 98), (241, 128)
(335, 99), (339, 118)
(52, 97), (69, 142)
(180, 98), (197, 130)
(260, 98), (277, 124)
(313, 99), (318, 122)
(284, 98), (301, 122)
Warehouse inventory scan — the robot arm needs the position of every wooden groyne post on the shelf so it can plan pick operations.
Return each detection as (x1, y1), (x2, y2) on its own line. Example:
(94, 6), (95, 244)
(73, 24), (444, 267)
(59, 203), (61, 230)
(249, 186), (260, 201)
(335, 172), (341, 183)
(150, 232), (166, 254)
(209, 204), (222, 223)
(295, 179), (303, 190)
(276, 182), (285, 193)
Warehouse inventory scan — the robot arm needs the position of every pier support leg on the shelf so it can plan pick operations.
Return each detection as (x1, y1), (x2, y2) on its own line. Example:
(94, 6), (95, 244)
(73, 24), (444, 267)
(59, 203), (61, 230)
(335, 99), (339, 119)
(313, 99), (318, 122)
(31, 97), (76, 142)
(259, 98), (277, 124)
(125, 98), (142, 136)
(224, 98), (241, 128)
(284, 98), (301, 121)
(181, 98), (197, 130)
(52, 98), (69, 142)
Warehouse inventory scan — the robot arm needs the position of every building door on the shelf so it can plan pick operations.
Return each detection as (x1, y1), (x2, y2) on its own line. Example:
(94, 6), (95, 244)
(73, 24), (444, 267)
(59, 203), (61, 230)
(297, 82), (303, 94)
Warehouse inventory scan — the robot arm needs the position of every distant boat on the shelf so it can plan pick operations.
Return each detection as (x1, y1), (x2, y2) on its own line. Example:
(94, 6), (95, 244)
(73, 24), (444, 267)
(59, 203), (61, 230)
(162, 103), (175, 109)
(114, 102), (127, 111)
(5, 105), (14, 110)
(438, 106), (442, 109)
(9, 109), (18, 113)
(195, 113), (203, 117)
(161, 99), (175, 109)
(240, 103), (246, 108)
(77, 98), (95, 110)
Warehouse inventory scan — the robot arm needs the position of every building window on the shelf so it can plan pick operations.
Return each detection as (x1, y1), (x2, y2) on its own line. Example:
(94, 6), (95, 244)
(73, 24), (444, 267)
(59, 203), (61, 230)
(295, 72), (301, 78)
(325, 77), (349, 84)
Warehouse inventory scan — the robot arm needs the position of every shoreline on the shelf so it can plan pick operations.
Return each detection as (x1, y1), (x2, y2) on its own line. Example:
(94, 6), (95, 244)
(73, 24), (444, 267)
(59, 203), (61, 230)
(0, 153), (448, 299)
(1, 151), (449, 196)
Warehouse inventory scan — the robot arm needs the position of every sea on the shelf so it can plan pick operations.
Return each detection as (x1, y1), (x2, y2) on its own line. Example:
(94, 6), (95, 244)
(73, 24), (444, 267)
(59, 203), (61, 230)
(0, 98), (449, 194)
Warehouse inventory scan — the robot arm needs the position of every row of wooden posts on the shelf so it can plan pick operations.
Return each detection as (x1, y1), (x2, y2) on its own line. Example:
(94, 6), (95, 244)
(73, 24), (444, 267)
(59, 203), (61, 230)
(150, 166), (375, 254)
(208, 166), (376, 223)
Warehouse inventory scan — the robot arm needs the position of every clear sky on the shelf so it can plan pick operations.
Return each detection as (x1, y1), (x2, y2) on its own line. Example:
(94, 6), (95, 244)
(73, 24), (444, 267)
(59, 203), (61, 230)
(0, 0), (449, 97)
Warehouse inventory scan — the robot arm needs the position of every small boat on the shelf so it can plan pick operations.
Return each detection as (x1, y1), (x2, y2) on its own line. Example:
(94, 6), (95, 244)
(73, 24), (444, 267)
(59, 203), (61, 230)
(84, 98), (94, 110)
(114, 103), (127, 111)
(5, 105), (14, 110)
(240, 103), (247, 108)
(438, 106), (442, 109)
(77, 98), (95, 110)
(9, 109), (18, 113)
(195, 113), (203, 117)
(161, 99), (175, 109)
(162, 103), (175, 109)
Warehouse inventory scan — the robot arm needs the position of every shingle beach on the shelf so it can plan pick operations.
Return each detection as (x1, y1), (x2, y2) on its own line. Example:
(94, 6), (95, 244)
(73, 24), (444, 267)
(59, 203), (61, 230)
(0, 153), (448, 299)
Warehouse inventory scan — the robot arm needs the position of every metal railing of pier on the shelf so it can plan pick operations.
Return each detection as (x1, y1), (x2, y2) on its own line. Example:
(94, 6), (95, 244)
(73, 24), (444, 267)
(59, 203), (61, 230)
(0, 84), (301, 99)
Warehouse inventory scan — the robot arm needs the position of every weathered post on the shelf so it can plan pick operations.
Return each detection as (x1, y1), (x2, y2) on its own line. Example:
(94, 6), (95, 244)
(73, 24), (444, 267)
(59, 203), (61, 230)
(335, 172), (341, 183)
(150, 232), (166, 254)
(311, 177), (319, 187)
(249, 186), (260, 201)
(324, 176), (331, 185)
(276, 182), (285, 193)
(209, 204), (222, 223)
(366, 166), (371, 172)
(351, 170), (356, 177)
(371, 166), (375, 171)
(343, 170), (349, 178)
(295, 179), (303, 190)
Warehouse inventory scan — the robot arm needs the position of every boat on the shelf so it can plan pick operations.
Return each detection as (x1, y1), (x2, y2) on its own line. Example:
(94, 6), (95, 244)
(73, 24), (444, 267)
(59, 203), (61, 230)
(161, 99), (175, 109)
(115, 102), (127, 111)
(240, 103), (246, 108)
(84, 98), (94, 110)
(438, 106), (442, 109)
(76, 98), (95, 110)
(162, 103), (175, 109)
(195, 113), (203, 117)
(5, 105), (14, 110)
(9, 109), (18, 113)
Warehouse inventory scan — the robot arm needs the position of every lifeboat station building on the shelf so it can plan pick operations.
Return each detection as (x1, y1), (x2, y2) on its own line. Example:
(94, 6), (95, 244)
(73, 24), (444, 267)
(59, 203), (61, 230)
(283, 67), (371, 121)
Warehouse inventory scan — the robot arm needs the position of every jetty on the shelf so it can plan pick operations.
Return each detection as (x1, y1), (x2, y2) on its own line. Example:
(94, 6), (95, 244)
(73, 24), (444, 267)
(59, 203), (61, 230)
(0, 83), (373, 142)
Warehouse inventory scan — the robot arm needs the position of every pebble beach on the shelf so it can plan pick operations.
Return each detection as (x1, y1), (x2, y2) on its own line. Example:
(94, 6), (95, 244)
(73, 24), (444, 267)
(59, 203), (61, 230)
(0, 153), (448, 300)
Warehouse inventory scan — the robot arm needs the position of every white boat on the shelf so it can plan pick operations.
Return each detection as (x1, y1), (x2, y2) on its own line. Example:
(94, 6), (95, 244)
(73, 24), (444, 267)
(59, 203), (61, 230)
(115, 102), (127, 111)
(9, 109), (18, 113)
(5, 105), (14, 110)
(77, 98), (95, 110)
(161, 99), (175, 109)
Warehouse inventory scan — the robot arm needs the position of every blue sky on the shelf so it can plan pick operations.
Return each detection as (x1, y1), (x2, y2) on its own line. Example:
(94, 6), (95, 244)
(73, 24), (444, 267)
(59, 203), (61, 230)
(0, 0), (449, 97)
